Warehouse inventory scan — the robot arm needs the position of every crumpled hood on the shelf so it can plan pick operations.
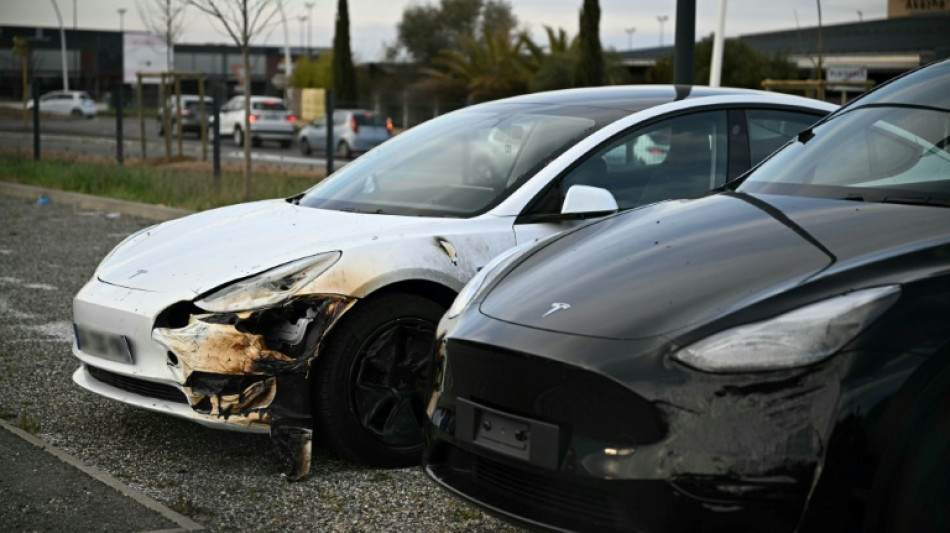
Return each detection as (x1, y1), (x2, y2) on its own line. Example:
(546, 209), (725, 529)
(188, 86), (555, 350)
(480, 193), (950, 340)
(97, 200), (428, 296)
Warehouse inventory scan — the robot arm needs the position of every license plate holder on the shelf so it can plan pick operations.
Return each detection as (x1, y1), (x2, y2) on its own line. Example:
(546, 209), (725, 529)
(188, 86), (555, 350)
(456, 398), (560, 469)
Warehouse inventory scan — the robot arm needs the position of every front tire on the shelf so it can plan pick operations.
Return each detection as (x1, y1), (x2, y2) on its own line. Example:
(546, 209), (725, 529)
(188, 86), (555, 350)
(233, 127), (243, 147)
(337, 141), (352, 159)
(313, 292), (445, 467)
(300, 138), (312, 155)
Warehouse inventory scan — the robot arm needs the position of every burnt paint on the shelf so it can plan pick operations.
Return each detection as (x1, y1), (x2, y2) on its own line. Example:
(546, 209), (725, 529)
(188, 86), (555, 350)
(153, 294), (355, 479)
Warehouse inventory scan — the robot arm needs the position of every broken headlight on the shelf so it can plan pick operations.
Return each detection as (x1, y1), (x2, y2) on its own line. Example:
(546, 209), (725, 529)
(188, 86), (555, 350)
(195, 251), (341, 313)
(672, 285), (900, 373)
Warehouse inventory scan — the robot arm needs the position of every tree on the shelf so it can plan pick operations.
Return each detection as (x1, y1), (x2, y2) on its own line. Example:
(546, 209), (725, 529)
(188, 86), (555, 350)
(332, 0), (357, 105)
(646, 35), (799, 88)
(427, 28), (530, 103)
(394, 0), (516, 66)
(136, 0), (188, 69)
(523, 26), (577, 92)
(187, 0), (280, 200)
(574, 0), (603, 87)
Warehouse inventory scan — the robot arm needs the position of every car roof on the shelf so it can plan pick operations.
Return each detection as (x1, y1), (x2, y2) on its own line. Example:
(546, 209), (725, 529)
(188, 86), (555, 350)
(495, 85), (806, 112)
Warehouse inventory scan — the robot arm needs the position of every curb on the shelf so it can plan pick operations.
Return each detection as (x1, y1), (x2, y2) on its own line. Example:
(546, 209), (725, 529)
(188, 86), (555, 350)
(0, 418), (205, 532)
(0, 182), (194, 222)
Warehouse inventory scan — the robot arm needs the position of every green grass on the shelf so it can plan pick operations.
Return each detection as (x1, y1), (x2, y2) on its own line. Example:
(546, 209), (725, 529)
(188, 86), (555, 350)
(0, 150), (324, 212)
(17, 413), (41, 434)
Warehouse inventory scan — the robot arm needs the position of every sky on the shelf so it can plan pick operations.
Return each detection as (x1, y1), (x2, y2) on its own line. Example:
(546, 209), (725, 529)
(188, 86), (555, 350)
(3, 0), (887, 61)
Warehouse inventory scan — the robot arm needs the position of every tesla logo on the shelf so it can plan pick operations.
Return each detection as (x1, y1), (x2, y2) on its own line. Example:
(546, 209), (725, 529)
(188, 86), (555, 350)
(542, 302), (571, 318)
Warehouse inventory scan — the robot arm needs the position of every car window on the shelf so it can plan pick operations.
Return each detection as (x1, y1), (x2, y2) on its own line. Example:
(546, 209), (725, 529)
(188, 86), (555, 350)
(746, 109), (823, 162)
(299, 102), (626, 217)
(354, 113), (386, 127)
(548, 110), (728, 210)
(252, 101), (288, 112)
(739, 105), (950, 201)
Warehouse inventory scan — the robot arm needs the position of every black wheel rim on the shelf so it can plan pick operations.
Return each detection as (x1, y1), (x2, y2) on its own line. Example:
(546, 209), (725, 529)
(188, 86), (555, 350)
(349, 318), (434, 450)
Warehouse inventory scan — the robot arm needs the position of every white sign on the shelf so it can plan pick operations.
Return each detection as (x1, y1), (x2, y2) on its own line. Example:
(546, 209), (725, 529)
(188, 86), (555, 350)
(826, 66), (868, 84)
(123, 32), (169, 84)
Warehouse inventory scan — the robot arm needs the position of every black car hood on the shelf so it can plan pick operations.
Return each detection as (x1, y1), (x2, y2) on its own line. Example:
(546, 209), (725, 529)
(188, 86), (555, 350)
(481, 193), (950, 340)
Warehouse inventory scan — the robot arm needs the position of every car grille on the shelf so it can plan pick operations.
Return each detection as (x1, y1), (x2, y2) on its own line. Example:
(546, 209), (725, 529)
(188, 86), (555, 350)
(430, 445), (636, 532)
(86, 365), (188, 404)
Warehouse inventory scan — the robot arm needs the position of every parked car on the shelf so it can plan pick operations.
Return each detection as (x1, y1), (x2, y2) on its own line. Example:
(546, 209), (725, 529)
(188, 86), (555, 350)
(425, 60), (950, 532)
(216, 95), (295, 148)
(71, 86), (833, 480)
(157, 94), (213, 137)
(297, 109), (393, 158)
(28, 90), (97, 118)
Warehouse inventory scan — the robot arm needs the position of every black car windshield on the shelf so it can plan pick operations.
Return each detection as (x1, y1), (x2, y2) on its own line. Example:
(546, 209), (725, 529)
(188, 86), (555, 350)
(298, 102), (628, 217)
(739, 104), (950, 204)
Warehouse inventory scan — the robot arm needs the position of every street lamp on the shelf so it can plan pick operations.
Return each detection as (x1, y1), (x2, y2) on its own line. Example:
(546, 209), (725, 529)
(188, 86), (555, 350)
(118, 8), (127, 32)
(657, 15), (669, 48)
(298, 15), (307, 53)
(305, 2), (314, 57)
(625, 27), (636, 50)
(49, 0), (69, 91)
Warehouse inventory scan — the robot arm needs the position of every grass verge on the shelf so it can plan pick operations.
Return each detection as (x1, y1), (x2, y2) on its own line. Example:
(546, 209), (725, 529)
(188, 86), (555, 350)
(0, 148), (325, 212)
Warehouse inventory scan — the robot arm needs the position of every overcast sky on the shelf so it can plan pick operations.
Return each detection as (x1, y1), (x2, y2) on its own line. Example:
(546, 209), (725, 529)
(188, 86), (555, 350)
(4, 0), (886, 60)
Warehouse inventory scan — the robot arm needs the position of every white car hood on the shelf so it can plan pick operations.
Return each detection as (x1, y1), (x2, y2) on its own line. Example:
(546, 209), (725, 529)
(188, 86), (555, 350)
(97, 200), (432, 296)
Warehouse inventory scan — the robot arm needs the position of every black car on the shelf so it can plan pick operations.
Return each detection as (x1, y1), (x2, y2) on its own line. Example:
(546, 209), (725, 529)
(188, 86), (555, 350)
(425, 60), (950, 532)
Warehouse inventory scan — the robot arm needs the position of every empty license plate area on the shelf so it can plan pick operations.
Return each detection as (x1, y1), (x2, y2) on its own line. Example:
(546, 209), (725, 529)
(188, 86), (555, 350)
(456, 398), (560, 469)
(74, 325), (134, 364)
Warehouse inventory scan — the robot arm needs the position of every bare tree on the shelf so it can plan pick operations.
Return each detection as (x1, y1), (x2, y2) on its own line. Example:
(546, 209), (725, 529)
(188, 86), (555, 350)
(187, 0), (280, 200)
(136, 0), (188, 69)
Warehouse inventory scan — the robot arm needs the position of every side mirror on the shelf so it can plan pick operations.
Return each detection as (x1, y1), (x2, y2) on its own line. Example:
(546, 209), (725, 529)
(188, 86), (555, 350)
(560, 185), (619, 216)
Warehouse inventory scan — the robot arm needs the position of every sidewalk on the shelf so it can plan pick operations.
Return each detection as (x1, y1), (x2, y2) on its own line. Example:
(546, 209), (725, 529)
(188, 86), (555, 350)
(0, 419), (204, 532)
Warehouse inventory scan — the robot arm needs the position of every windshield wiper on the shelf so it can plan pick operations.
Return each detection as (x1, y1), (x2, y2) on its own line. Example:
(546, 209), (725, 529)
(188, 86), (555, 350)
(841, 194), (950, 207)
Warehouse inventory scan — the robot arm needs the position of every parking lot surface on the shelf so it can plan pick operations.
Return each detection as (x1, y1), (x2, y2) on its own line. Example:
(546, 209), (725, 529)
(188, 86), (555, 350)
(0, 192), (515, 532)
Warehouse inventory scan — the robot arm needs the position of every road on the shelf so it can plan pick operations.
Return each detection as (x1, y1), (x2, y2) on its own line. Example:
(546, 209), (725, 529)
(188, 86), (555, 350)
(0, 112), (342, 172)
(0, 193), (513, 532)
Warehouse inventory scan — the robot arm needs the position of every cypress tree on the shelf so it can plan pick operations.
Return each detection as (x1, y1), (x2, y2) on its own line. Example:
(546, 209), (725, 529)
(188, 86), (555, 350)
(333, 0), (358, 104)
(575, 0), (603, 86)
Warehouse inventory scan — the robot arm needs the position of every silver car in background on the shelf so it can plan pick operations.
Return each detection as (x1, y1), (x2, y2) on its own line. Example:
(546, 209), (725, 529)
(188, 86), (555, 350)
(28, 90), (98, 118)
(298, 109), (392, 158)
(218, 95), (296, 148)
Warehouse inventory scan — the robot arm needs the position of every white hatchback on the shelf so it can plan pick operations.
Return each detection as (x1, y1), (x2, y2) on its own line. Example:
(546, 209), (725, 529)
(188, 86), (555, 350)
(29, 90), (98, 118)
(217, 95), (296, 148)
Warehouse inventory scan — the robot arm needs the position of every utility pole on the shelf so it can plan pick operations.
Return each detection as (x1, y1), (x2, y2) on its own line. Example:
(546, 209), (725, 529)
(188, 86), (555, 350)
(625, 27), (635, 50)
(657, 15), (668, 48)
(118, 8), (127, 32)
(50, 0), (69, 91)
(305, 2), (314, 56)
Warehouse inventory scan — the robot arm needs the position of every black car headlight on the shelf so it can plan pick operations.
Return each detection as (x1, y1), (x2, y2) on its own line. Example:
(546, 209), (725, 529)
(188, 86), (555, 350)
(672, 285), (901, 372)
(195, 251), (341, 313)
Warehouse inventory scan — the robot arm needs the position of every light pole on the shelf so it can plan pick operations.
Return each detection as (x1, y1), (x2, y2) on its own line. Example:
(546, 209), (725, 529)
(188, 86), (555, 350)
(305, 2), (314, 57)
(298, 15), (307, 54)
(118, 8), (127, 32)
(657, 15), (669, 48)
(625, 27), (636, 50)
(50, 0), (69, 91)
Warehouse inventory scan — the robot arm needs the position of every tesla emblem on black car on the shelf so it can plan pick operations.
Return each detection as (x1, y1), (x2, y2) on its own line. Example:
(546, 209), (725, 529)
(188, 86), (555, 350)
(543, 302), (571, 317)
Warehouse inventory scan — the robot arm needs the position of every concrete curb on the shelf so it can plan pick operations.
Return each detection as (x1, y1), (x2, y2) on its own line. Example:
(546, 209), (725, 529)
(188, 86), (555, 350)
(0, 182), (194, 222)
(0, 418), (205, 532)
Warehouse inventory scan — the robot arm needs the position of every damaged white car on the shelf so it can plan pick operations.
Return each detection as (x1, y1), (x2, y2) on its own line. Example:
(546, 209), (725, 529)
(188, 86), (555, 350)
(71, 86), (835, 478)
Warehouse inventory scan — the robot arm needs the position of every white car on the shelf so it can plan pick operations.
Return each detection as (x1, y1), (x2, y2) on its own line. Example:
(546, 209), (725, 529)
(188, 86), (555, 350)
(28, 90), (98, 118)
(71, 86), (835, 478)
(217, 95), (296, 148)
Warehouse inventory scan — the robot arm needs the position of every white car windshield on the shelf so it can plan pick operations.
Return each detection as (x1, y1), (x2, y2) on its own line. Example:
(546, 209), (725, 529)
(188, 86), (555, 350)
(298, 102), (625, 217)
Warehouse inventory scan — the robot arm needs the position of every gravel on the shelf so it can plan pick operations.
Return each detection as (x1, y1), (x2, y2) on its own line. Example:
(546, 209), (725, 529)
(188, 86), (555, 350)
(0, 194), (520, 532)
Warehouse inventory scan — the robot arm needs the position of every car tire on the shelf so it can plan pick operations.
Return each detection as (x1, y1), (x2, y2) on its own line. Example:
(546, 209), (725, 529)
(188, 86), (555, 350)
(312, 292), (445, 467)
(871, 364), (950, 532)
(233, 127), (243, 147)
(337, 141), (352, 159)
(300, 138), (312, 155)
(280, 140), (292, 149)
(71, 108), (83, 118)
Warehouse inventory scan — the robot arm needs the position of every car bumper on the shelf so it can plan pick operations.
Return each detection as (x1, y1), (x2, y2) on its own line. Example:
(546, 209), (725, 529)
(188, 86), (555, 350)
(72, 277), (353, 434)
(250, 127), (295, 142)
(424, 318), (841, 531)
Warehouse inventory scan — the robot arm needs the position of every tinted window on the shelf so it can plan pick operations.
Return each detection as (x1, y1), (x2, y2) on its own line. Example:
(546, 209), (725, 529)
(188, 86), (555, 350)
(552, 110), (728, 209)
(354, 113), (387, 127)
(746, 109), (823, 162)
(252, 101), (288, 111)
